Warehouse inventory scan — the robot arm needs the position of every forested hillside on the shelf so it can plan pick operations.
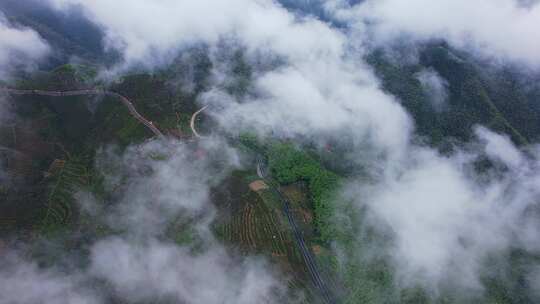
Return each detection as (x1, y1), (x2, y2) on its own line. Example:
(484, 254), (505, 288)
(1, 2), (540, 304)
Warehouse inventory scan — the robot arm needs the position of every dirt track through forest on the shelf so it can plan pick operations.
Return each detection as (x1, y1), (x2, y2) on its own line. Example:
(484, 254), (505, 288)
(190, 105), (208, 138)
(0, 87), (164, 137)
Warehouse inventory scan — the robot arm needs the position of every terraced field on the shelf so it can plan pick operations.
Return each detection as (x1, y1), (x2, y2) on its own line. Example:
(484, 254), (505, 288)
(40, 158), (89, 232)
(218, 190), (300, 259)
(212, 172), (326, 302)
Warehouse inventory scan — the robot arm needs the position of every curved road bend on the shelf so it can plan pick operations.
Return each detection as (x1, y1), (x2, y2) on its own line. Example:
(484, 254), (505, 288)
(190, 105), (209, 139)
(0, 87), (164, 138)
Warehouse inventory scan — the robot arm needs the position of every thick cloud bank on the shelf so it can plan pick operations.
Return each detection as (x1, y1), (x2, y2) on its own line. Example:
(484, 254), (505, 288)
(328, 0), (540, 66)
(0, 12), (50, 80)
(86, 139), (286, 303)
(0, 139), (287, 304)
(49, 0), (342, 74)
(0, 253), (99, 304)
(349, 127), (540, 292)
(90, 238), (284, 304)
(0, 238), (284, 304)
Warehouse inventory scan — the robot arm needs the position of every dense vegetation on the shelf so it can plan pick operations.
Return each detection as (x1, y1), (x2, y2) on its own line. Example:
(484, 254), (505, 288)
(266, 143), (340, 244)
(369, 44), (534, 147)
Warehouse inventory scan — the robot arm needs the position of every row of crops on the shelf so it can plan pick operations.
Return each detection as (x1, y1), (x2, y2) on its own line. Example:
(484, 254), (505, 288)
(40, 158), (89, 233)
(215, 176), (332, 303)
(216, 190), (301, 259)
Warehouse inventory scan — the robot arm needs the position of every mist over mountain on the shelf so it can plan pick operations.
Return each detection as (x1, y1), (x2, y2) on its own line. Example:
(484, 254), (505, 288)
(0, 0), (113, 69)
(1, 1), (540, 303)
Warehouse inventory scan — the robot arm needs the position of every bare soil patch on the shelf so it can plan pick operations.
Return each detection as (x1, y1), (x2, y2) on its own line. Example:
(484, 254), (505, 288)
(249, 180), (269, 192)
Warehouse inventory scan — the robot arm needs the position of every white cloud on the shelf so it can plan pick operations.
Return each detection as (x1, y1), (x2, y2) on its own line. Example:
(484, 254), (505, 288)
(84, 138), (288, 303)
(1, 137), (288, 303)
(415, 68), (449, 112)
(328, 0), (540, 66)
(49, 0), (343, 73)
(0, 253), (100, 304)
(0, 12), (50, 80)
(90, 238), (286, 304)
(94, 138), (240, 237)
(348, 130), (540, 292)
(203, 62), (411, 160)
(475, 126), (524, 169)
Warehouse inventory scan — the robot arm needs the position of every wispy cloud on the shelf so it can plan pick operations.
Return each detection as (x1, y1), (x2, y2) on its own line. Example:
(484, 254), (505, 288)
(345, 127), (540, 294)
(0, 11), (50, 80)
(327, 0), (540, 66)
(415, 68), (449, 112)
(1, 137), (290, 303)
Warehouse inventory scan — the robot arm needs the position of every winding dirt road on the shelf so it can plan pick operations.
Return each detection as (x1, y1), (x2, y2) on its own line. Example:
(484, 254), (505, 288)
(190, 105), (208, 138)
(0, 87), (164, 138)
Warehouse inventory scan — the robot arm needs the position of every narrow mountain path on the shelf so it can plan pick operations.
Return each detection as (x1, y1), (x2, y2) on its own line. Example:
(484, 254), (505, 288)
(190, 105), (208, 138)
(0, 87), (164, 138)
